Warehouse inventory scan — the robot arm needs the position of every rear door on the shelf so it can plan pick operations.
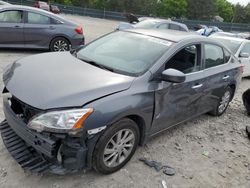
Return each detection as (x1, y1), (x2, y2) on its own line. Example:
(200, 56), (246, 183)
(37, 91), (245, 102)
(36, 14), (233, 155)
(201, 43), (236, 112)
(0, 10), (24, 48)
(23, 11), (57, 49)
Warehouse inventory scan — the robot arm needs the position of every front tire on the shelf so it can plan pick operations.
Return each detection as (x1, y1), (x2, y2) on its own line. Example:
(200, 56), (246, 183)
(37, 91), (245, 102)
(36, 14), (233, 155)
(93, 118), (139, 174)
(50, 37), (70, 52)
(209, 87), (233, 116)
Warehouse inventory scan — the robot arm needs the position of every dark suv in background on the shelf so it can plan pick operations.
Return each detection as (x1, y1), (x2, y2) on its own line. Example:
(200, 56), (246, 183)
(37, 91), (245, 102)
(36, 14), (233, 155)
(33, 1), (49, 11)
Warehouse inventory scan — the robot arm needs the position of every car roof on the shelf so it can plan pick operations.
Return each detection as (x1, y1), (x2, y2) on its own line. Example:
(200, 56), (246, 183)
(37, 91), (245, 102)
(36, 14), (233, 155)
(125, 29), (206, 43)
(140, 18), (188, 28)
(210, 35), (248, 43)
(0, 5), (71, 23)
(0, 5), (55, 17)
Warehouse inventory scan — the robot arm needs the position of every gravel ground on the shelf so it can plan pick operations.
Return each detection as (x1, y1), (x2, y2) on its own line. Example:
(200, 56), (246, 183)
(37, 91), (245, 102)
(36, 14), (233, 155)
(0, 14), (250, 188)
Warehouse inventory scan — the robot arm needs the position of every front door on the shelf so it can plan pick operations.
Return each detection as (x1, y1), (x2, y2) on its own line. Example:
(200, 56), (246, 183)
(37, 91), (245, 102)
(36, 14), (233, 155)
(0, 10), (24, 48)
(151, 44), (206, 134)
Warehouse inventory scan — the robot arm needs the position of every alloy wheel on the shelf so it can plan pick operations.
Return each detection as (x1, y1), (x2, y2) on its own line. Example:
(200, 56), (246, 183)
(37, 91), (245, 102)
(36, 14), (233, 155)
(103, 129), (135, 168)
(218, 90), (231, 114)
(53, 40), (69, 51)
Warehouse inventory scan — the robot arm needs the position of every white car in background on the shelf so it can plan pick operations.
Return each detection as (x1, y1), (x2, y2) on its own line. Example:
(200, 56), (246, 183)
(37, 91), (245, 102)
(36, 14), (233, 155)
(210, 35), (250, 77)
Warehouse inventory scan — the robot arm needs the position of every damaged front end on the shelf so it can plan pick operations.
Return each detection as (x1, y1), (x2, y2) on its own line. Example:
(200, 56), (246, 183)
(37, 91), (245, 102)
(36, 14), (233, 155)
(0, 93), (95, 174)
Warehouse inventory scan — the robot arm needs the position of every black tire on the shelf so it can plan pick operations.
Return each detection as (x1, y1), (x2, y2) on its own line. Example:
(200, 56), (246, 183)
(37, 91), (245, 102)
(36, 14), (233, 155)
(209, 86), (233, 116)
(50, 37), (70, 52)
(93, 118), (140, 174)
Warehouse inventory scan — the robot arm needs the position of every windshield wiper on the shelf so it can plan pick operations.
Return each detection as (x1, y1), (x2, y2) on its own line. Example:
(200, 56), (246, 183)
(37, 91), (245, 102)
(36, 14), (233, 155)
(78, 56), (114, 72)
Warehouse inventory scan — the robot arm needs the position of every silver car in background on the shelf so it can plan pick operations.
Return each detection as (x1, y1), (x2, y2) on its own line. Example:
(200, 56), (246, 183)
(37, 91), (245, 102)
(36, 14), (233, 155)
(117, 18), (189, 32)
(0, 5), (85, 51)
(210, 35), (250, 77)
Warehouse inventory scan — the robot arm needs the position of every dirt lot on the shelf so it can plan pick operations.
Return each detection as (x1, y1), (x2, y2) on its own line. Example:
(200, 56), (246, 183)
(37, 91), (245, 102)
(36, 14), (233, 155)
(0, 14), (250, 188)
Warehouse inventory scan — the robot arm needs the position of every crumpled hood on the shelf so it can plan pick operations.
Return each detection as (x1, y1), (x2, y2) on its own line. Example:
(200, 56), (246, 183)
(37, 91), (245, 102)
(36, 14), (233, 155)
(3, 52), (134, 110)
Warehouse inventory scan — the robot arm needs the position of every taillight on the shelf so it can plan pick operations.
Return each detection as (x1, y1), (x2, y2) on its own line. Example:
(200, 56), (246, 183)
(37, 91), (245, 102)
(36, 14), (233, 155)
(75, 26), (83, 35)
(240, 64), (245, 73)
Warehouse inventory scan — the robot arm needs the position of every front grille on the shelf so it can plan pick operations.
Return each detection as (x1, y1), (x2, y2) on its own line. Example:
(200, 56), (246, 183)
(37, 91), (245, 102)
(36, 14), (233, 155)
(10, 96), (42, 123)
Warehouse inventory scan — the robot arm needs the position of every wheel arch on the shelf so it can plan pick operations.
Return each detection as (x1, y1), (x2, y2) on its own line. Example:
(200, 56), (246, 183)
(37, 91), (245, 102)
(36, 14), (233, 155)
(125, 115), (146, 146)
(49, 35), (72, 49)
(228, 83), (236, 101)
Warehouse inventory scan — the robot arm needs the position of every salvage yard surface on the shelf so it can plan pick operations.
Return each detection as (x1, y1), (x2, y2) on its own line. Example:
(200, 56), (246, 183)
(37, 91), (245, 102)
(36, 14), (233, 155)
(0, 14), (250, 188)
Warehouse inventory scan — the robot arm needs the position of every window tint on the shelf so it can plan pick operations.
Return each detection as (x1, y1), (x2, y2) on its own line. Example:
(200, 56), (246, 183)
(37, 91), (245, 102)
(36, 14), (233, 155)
(204, 44), (224, 68)
(169, 24), (180, 31)
(27, 12), (50, 24)
(241, 43), (250, 54)
(165, 45), (199, 74)
(158, 23), (169, 29)
(51, 18), (61, 24)
(0, 11), (22, 23)
(179, 26), (186, 32)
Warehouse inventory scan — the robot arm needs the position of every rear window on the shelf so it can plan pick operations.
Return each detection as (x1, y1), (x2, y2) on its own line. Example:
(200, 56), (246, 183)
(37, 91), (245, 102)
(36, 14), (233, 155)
(27, 12), (50, 24)
(135, 20), (157, 29)
(204, 44), (225, 68)
(169, 24), (180, 31)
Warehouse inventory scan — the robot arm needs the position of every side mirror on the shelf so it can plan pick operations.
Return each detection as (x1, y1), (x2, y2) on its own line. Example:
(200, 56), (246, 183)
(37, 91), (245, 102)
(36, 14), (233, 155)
(239, 52), (250, 58)
(161, 69), (186, 83)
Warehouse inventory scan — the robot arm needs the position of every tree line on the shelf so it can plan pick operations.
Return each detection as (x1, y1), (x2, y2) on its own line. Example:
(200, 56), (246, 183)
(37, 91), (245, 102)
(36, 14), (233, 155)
(52, 0), (250, 23)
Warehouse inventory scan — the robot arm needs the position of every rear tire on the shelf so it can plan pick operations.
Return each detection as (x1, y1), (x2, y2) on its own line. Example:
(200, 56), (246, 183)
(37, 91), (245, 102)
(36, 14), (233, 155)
(50, 37), (70, 52)
(209, 87), (233, 116)
(93, 118), (139, 174)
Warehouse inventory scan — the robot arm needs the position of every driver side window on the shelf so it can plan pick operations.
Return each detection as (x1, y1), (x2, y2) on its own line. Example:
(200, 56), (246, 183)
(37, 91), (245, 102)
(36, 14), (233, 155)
(165, 45), (200, 74)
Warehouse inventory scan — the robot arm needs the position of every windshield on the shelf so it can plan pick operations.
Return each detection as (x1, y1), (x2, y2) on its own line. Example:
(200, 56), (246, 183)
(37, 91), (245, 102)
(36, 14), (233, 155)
(135, 20), (157, 29)
(213, 38), (242, 54)
(76, 31), (173, 76)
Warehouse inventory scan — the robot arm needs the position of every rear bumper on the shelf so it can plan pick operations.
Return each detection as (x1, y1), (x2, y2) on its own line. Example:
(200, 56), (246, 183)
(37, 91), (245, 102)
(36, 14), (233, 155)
(1, 94), (89, 174)
(70, 35), (85, 49)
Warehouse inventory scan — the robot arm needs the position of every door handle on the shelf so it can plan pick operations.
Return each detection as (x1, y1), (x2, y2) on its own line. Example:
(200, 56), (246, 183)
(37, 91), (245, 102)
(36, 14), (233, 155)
(14, 25), (21, 28)
(222, 75), (230, 80)
(49, 26), (56, 30)
(192, 84), (203, 89)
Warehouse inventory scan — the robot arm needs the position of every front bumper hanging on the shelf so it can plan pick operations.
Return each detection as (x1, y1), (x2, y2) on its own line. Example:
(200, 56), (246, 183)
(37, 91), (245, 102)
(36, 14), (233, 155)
(0, 120), (51, 173)
(1, 94), (89, 174)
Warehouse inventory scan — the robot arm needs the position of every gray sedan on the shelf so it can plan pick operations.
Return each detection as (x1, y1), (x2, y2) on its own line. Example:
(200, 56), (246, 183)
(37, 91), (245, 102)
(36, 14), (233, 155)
(0, 5), (85, 51)
(1, 30), (241, 174)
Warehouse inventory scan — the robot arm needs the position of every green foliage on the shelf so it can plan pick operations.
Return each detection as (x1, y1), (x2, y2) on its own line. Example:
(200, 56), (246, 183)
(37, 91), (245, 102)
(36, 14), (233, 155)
(157, 0), (187, 18)
(187, 0), (216, 20)
(215, 0), (233, 22)
(232, 3), (247, 23)
(52, 0), (250, 23)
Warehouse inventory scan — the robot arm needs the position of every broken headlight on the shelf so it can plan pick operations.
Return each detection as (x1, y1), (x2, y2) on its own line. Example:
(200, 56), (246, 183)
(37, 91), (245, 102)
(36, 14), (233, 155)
(27, 108), (93, 133)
